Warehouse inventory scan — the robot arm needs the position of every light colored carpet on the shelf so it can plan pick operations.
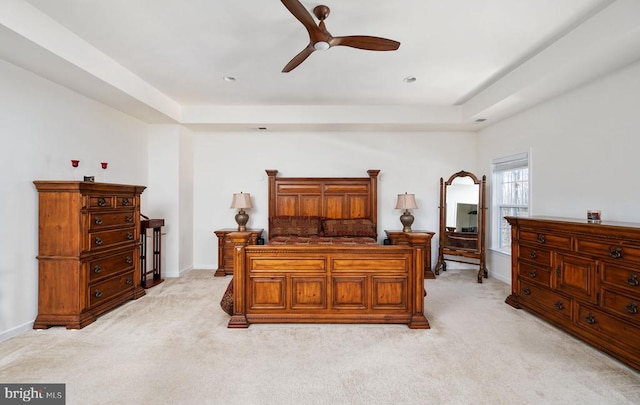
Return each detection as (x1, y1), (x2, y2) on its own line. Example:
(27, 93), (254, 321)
(1, 267), (638, 405)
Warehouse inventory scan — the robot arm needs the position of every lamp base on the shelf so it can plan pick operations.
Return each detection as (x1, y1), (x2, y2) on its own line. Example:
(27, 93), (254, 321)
(400, 210), (414, 232)
(235, 209), (249, 232)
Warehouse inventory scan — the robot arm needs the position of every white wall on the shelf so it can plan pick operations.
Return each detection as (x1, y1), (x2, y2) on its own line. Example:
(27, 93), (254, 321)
(146, 125), (195, 278)
(192, 131), (478, 269)
(0, 60), (149, 340)
(478, 59), (640, 283)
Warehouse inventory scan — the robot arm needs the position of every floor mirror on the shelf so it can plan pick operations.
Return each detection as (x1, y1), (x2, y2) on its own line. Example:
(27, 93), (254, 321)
(435, 170), (488, 283)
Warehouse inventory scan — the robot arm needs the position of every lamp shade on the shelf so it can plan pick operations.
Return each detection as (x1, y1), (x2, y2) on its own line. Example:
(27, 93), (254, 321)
(395, 193), (418, 210)
(230, 192), (253, 209)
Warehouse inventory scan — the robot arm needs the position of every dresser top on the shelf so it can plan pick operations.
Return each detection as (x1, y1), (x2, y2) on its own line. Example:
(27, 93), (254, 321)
(34, 181), (146, 194)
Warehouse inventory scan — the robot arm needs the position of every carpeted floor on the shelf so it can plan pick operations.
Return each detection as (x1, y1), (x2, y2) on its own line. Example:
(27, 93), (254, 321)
(1, 267), (638, 404)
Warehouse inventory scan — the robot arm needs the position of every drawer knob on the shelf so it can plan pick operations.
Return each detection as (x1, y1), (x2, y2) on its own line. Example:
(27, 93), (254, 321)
(94, 217), (103, 225)
(98, 197), (107, 207)
(122, 198), (130, 206)
(554, 301), (564, 311)
(125, 277), (133, 285)
(522, 286), (530, 295)
(126, 232), (134, 240)
(609, 247), (623, 259)
(556, 267), (561, 276)
(585, 313), (596, 325)
(94, 237), (103, 245)
(625, 302), (638, 315)
(627, 274), (639, 287)
(529, 269), (537, 278)
(93, 265), (102, 274)
(536, 234), (546, 244)
(529, 250), (537, 259)
(125, 256), (133, 264)
(94, 290), (103, 298)
(125, 215), (133, 223)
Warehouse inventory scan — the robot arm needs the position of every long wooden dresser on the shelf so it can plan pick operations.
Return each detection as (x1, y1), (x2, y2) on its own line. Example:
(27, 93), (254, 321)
(505, 216), (640, 371)
(34, 181), (146, 329)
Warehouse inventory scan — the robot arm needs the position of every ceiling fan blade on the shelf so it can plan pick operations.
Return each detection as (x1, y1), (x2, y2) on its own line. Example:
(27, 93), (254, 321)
(281, 0), (320, 37)
(282, 44), (315, 72)
(330, 36), (400, 51)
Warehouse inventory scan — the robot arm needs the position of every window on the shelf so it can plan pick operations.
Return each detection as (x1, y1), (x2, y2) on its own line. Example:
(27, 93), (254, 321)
(492, 152), (529, 253)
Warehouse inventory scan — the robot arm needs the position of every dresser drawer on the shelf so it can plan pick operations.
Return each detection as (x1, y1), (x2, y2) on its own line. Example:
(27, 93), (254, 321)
(89, 271), (135, 308)
(89, 228), (136, 251)
(576, 238), (640, 264)
(601, 289), (639, 325)
(518, 245), (551, 267)
(88, 195), (114, 209)
(519, 230), (572, 250)
(576, 303), (640, 358)
(88, 249), (136, 283)
(600, 262), (640, 294)
(518, 261), (551, 287)
(89, 211), (136, 231)
(115, 195), (137, 208)
(518, 282), (572, 322)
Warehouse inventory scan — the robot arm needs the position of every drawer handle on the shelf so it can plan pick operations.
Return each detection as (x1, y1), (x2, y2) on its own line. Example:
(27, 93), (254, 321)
(93, 265), (102, 274)
(522, 287), (530, 295)
(94, 217), (103, 225)
(529, 270), (537, 278)
(554, 301), (564, 311)
(585, 313), (596, 325)
(556, 267), (561, 276)
(125, 256), (133, 264)
(529, 250), (537, 259)
(94, 290), (103, 298)
(126, 232), (134, 240)
(125, 215), (133, 223)
(98, 198), (107, 207)
(536, 234), (546, 244)
(122, 198), (130, 206)
(625, 302), (638, 315)
(95, 237), (103, 245)
(627, 274), (639, 287)
(609, 247), (623, 259)
(125, 277), (133, 285)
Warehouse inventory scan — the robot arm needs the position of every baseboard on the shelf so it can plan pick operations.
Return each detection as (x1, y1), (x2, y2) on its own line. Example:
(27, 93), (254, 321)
(0, 320), (34, 343)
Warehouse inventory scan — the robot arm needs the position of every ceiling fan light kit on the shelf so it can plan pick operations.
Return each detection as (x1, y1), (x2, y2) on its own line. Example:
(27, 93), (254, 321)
(280, 0), (401, 72)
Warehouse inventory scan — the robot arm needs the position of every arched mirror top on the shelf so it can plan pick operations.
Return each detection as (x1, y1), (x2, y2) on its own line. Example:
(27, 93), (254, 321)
(444, 170), (481, 186)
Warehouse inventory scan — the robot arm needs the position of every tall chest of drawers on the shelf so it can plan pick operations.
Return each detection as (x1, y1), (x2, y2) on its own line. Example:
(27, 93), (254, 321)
(34, 181), (146, 329)
(506, 216), (640, 371)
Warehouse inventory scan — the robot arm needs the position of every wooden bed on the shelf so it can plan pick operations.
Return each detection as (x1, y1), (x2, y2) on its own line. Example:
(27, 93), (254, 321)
(226, 169), (430, 329)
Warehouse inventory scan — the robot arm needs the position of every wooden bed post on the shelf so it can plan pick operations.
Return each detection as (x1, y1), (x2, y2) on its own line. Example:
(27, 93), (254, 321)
(407, 232), (430, 329)
(227, 232), (251, 328)
(266, 170), (278, 220)
(367, 170), (380, 228)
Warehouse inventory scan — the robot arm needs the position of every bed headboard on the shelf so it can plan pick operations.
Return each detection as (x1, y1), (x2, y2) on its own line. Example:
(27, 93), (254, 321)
(266, 169), (380, 227)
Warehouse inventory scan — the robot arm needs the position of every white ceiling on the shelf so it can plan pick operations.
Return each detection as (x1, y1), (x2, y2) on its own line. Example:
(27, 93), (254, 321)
(2, 0), (640, 131)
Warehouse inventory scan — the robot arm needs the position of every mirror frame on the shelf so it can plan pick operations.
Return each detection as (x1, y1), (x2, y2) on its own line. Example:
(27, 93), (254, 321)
(435, 170), (488, 283)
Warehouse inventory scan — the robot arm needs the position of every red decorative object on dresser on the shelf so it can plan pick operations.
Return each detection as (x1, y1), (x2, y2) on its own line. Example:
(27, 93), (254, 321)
(506, 216), (640, 371)
(224, 169), (430, 329)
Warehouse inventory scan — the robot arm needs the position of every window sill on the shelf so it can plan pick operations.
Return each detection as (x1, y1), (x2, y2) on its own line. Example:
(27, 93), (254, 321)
(489, 248), (511, 257)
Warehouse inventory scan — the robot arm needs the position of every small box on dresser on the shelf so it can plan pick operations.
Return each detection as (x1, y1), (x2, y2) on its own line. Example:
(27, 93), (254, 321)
(34, 181), (146, 329)
(506, 216), (640, 371)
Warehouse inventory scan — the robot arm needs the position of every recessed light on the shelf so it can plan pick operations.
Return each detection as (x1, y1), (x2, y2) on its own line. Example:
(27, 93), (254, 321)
(403, 76), (417, 83)
(223, 76), (236, 82)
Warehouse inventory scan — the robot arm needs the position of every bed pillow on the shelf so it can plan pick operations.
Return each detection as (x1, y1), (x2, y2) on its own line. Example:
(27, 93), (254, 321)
(321, 218), (377, 238)
(269, 216), (323, 238)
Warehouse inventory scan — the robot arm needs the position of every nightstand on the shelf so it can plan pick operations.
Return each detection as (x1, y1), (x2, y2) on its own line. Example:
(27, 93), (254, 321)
(384, 230), (436, 279)
(214, 228), (264, 276)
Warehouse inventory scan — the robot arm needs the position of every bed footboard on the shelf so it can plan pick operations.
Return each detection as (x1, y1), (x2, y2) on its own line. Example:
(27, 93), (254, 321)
(227, 232), (430, 329)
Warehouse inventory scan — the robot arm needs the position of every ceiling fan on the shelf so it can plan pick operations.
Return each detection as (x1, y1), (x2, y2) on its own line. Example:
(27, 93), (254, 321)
(280, 0), (401, 72)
